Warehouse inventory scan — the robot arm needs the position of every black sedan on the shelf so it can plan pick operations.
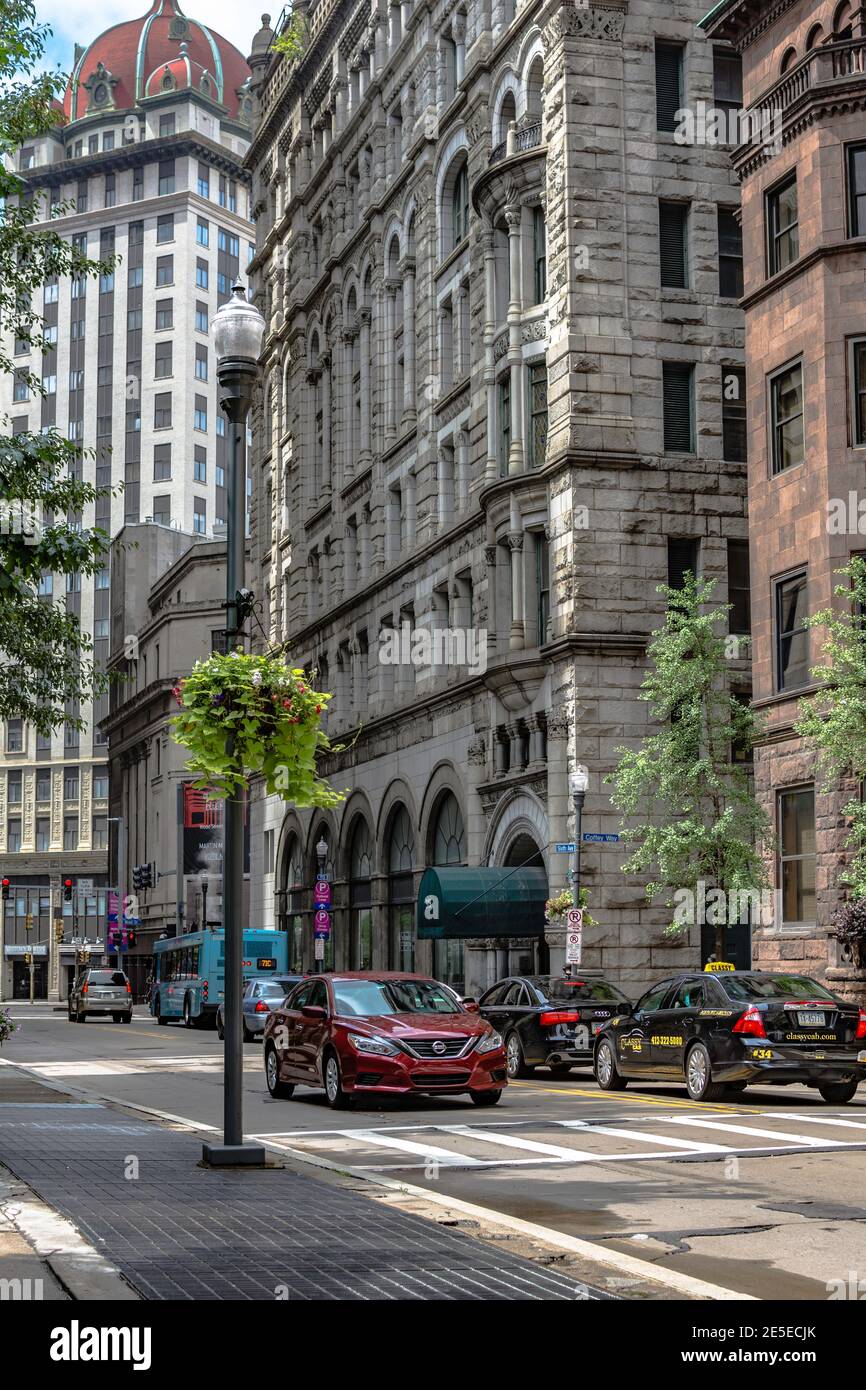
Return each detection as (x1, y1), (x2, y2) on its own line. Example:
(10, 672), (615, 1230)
(478, 973), (632, 1079)
(593, 970), (866, 1103)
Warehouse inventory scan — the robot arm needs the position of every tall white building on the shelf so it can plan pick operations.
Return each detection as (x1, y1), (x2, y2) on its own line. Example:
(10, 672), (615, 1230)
(0, 0), (255, 1000)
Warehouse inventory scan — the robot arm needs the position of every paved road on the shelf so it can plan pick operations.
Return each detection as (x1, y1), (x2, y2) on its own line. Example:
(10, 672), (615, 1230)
(4, 1003), (865, 1300)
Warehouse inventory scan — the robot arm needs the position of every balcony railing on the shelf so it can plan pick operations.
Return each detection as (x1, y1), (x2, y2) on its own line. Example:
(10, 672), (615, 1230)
(489, 122), (543, 166)
(744, 38), (866, 131)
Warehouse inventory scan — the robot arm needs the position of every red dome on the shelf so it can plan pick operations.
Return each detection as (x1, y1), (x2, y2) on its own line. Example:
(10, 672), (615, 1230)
(64, 0), (251, 124)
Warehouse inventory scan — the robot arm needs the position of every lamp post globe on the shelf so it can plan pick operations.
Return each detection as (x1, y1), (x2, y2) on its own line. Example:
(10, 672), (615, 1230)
(212, 282), (266, 369)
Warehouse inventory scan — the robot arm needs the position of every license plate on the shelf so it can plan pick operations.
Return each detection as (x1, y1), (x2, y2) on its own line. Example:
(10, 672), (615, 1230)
(798, 1011), (825, 1026)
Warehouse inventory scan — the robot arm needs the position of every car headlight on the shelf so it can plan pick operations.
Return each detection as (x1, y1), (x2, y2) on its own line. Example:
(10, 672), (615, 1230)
(476, 1030), (503, 1054)
(347, 1033), (399, 1056)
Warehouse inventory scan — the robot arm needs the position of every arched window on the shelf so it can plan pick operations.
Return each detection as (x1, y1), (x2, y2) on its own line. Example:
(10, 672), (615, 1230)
(498, 89), (516, 145)
(431, 792), (466, 988)
(805, 23), (824, 50)
(388, 805), (416, 970)
(526, 55), (544, 124)
(833, 1), (853, 39)
(349, 817), (373, 970)
(283, 834), (305, 972)
(779, 46), (798, 74)
(452, 161), (469, 249)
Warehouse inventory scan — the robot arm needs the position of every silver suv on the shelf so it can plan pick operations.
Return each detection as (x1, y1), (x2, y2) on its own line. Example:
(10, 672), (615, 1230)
(68, 968), (133, 1023)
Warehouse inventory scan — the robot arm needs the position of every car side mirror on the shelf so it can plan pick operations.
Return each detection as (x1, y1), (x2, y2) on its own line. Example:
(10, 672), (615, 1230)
(462, 999), (480, 1013)
(301, 1005), (326, 1020)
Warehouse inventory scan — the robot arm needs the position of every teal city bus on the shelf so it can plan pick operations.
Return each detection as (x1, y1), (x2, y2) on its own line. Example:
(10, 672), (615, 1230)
(150, 928), (288, 1027)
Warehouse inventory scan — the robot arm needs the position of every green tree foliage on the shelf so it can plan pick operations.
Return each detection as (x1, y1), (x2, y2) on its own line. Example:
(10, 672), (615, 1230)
(0, 2), (116, 731)
(271, 13), (307, 62)
(795, 556), (866, 900)
(606, 573), (771, 958)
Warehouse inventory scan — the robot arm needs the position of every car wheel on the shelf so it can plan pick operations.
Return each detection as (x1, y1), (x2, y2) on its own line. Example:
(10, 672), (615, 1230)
(67, 1007), (75, 1022)
(122, 1013), (132, 1024)
(324, 1050), (352, 1110)
(548, 1062), (573, 1077)
(183, 995), (193, 1028)
(595, 1039), (627, 1091)
(112, 1013), (122, 1023)
(818, 1079), (859, 1105)
(685, 1042), (725, 1102)
(155, 998), (168, 1026)
(470, 1089), (503, 1107)
(78, 1012), (87, 1023)
(505, 1032), (533, 1080)
(216, 1014), (224, 1041)
(242, 1019), (253, 1043)
(265, 1044), (294, 1099)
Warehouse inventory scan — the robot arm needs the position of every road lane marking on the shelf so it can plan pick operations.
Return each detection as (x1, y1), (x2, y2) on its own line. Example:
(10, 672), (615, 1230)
(557, 1120), (729, 1153)
(509, 1082), (744, 1113)
(436, 1126), (596, 1160)
(333, 1128), (484, 1166)
(772, 1112), (866, 1131)
(659, 1116), (848, 1147)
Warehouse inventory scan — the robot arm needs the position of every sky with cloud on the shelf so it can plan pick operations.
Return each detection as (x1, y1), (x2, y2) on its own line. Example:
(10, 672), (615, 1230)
(36, 0), (263, 75)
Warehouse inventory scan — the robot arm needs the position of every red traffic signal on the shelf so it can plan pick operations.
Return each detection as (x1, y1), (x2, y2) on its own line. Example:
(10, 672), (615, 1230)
(63, 878), (73, 902)
(1, 878), (9, 902)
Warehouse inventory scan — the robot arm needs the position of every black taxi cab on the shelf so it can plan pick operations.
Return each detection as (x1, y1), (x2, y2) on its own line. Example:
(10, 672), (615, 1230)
(593, 966), (866, 1103)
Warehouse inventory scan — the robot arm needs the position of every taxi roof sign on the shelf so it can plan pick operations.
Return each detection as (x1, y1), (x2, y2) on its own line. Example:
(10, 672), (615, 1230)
(704, 960), (736, 972)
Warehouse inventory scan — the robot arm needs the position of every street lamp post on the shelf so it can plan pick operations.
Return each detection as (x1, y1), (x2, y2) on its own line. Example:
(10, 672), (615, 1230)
(202, 284), (265, 1168)
(315, 837), (328, 975)
(108, 816), (126, 982)
(201, 878), (208, 932)
(567, 766), (589, 975)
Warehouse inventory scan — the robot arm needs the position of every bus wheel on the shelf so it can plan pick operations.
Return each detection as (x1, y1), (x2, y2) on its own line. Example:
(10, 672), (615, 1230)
(155, 997), (168, 1026)
(183, 995), (194, 1028)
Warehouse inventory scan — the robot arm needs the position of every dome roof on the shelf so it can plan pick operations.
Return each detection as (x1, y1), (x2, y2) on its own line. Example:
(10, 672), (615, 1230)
(64, 0), (251, 124)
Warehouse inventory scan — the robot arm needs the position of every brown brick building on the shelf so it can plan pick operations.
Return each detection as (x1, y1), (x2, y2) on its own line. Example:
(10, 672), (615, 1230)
(703, 0), (866, 1000)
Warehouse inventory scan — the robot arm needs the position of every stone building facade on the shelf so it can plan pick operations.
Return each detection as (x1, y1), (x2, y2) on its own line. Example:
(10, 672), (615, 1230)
(245, 0), (751, 997)
(0, 0), (254, 998)
(703, 0), (866, 1001)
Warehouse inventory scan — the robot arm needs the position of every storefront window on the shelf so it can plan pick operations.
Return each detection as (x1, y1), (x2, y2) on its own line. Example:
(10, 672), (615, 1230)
(388, 805), (415, 971)
(349, 817), (373, 971)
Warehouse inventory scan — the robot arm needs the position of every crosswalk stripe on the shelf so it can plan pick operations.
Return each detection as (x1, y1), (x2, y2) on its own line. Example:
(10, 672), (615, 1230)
(659, 1116), (847, 1147)
(556, 1120), (729, 1153)
(772, 1112), (866, 1132)
(436, 1126), (595, 1160)
(334, 1128), (484, 1166)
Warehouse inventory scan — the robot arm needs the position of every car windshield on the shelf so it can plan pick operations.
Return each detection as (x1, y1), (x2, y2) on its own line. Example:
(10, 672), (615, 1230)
(720, 974), (840, 1003)
(532, 976), (630, 1004)
(88, 971), (127, 986)
(259, 981), (289, 996)
(333, 980), (462, 1017)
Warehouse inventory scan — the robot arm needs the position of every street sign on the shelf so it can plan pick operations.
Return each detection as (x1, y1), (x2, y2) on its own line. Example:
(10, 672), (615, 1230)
(566, 927), (583, 966)
(554, 842), (576, 854)
(582, 833), (620, 844)
(314, 908), (331, 939)
(314, 936), (325, 961)
(313, 877), (332, 907)
(566, 908), (583, 929)
(77, 878), (94, 893)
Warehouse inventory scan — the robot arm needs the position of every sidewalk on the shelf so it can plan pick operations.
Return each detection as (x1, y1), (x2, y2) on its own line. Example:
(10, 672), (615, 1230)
(0, 1065), (597, 1301)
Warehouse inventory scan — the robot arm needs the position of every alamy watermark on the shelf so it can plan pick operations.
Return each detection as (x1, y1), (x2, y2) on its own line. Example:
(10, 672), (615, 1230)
(673, 879), (777, 929)
(674, 102), (783, 157)
(378, 622), (488, 676)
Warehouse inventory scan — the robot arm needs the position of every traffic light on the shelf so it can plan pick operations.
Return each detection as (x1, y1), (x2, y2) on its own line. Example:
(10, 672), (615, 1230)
(63, 878), (73, 902)
(1, 878), (9, 902)
(141, 863), (153, 890)
(126, 929), (136, 948)
(54, 920), (64, 944)
(24, 913), (33, 932)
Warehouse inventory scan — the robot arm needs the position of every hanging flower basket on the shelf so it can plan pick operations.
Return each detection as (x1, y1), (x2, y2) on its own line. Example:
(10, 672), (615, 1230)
(544, 886), (596, 929)
(171, 649), (347, 805)
(0, 1008), (17, 1046)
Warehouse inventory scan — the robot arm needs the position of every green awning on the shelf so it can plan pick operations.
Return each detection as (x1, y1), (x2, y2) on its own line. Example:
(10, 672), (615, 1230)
(417, 866), (548, 940)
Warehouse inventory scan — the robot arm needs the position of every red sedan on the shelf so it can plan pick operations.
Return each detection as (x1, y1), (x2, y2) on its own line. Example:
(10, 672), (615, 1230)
(263, 972), (507, 1109)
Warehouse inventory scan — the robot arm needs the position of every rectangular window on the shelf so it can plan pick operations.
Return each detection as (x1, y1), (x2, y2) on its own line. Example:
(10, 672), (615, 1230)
(659, 201), (689, 288)
(778, 786), (816, 925)
(155, 299), (173, 331)
(721, 365), (747, 462)
(534, 532), (550, 643)
(194, 445), (207, 482)
(218, 175), (227, 207)
(156, 254), (173, 286)
(767, 174), (799, 275)
(217, 272), (229, 297)
(218, 229), (228, 253)
(92, 816), (108, 850)
(228, 234), (239, 258)
(193, 497), (207, 534)
(44, 281), (58, 304)
(713, 47), (743, 116)
(13, 369), (29, 402)
(775, 570), (809, 691)
(104, 173), (116, 208)
(93, 769), (109, 799)
(7, 820), (21, 853)
(853, 340), (866, 445)
(195, 345), (208, 381)
(197, 162), (210, 198)
(42, 374), (56, 395)
(63, 767), (79, 800)
(6, 719), (23, 752)
(849, 144), (866, 236)
(37, 573), (53, 597)
(157, 213), (174, 243)
(153, 444), (171, 481)
(35, 816), (49, 851)
(194, 394), (207, 432)
(668, 537), (699, 592)
(154, 340), (172, 378)
(527, 361), (548, 469)
(498, 376), (511, 476)
(718, 207), (744, 297)
(196, 259), (209, 289)
(128, 265), (143, 288)
(770, 362), (804, 474)
(159, 114), (176, 138)
(532, 205), (546, 304)
(132, 167), (143, 201)
(154, 392), (172, 429)
(63, 815), (78, 851)
(655, 41), (684, 132)
(196, 217), (209, 247)
(7, 772), (22, 804)
(95, 567), (109, 590)
(158, 161), (175, 198)
(152, 495), (171, 526)
(216, 416), (225, 437)
(662, 362), (694, 452)
(36, 771), (51, 802)
(103, 130), (115, 151)
(728, 539), (751, 635)
(195, 301), (208, 333)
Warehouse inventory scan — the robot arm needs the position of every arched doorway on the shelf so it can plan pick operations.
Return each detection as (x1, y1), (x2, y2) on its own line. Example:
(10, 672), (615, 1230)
(283, 833), (305, 973)
(349, 816), (373, 970)
(503, 832), (549, 973)
(431, 792), (466, 988)
(388, 805), (415, 971)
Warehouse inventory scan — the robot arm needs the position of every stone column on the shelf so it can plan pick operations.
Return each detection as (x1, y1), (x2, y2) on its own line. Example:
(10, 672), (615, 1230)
(506, 204), (525, 475)
(485, 539), (498, 660)
(455, 429), (470, 511)
(481, 222), (498, 481)
(455, 282), (469, 380)
(342, 327), (357, 479)
(358, 307), (372, 460)
(400, 257), (416, 423)
(452, 10), (467, 82)
(404, 469), (417, 548)
(438, 303), (451, 391)
(507, 529), (525, 650)
(320, 352), (332, 495)
(384, 280), (398, 442)
(437, 445), (454, 530)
